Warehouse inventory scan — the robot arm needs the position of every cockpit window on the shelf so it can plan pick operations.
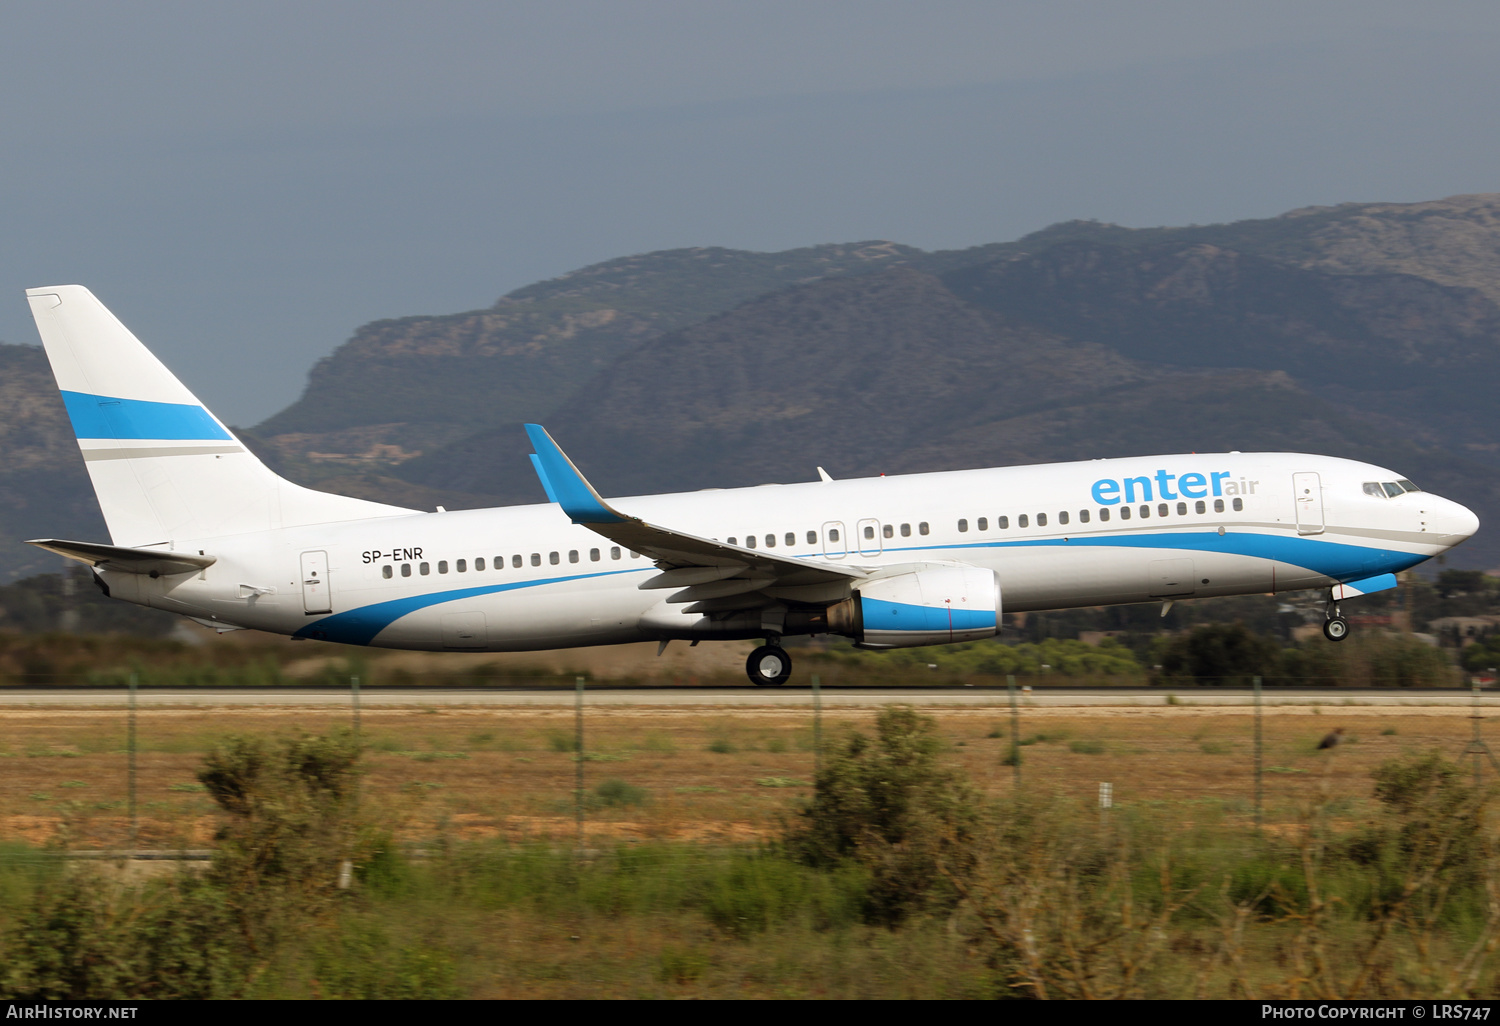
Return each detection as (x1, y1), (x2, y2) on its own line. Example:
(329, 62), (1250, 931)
(1365, 480), (1422, 498)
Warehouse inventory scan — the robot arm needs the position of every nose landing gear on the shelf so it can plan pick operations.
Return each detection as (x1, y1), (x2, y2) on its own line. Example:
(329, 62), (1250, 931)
(746, 639), (792, 686)
(1323, 595), (1349, 642)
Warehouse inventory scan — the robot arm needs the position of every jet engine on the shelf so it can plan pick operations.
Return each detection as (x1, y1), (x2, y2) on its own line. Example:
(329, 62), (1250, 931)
(826, 565), (1000, 648)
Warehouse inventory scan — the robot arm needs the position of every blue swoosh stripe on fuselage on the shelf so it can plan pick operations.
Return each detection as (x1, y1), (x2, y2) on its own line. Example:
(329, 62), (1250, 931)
(294, 569), (644, 646)
(838, 530), (1424, 582)
(61, 391), (232, 441)
(299, 530), (1420, 647)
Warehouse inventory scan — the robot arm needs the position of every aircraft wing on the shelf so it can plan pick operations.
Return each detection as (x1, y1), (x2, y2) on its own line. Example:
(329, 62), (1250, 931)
(27, 538), (216, 576)
(524, 425), (865, 598)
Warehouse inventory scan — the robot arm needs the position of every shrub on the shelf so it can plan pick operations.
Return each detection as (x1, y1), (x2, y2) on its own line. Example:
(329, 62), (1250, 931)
(786, 706), (981, 924)
(593, 778), (649, 808)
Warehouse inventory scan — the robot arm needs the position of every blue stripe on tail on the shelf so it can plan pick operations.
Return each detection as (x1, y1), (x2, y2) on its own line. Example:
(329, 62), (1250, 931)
(61, 391), (230, 441)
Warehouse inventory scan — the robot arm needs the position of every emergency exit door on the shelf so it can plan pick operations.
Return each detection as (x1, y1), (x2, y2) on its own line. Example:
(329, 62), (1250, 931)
(300, 550), (332, 614)
(1293, 472), (1325, 535)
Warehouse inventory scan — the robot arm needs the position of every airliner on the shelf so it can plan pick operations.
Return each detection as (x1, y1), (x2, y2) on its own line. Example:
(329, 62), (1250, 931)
(23, 285), (1481, 685)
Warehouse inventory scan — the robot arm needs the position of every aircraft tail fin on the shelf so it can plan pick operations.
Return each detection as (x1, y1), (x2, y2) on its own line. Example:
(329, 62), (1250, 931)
(26, 285), (416, 546)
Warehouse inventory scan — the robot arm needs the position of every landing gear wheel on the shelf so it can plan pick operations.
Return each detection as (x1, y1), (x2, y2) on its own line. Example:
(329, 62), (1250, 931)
(746, 645), (792, 686)
(1323, 617), (1349, 642)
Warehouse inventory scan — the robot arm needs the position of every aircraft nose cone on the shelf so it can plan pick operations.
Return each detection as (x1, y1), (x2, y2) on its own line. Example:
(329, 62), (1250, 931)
(1440, 499), (1480, 541)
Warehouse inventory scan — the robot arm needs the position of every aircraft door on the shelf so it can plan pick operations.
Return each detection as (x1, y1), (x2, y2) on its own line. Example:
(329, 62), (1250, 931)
(857, 518), (882, 557)
(822, 521), (846, 560)
(300, 550), (332, 614)
(1293, 472), (1325, 535)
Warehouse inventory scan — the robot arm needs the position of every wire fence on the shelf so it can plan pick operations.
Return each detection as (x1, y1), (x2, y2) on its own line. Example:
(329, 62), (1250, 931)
(1, 671), (1497, 857)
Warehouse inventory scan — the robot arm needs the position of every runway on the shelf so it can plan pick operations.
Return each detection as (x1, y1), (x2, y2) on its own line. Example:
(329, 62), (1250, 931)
(0, 686), (1492, 709)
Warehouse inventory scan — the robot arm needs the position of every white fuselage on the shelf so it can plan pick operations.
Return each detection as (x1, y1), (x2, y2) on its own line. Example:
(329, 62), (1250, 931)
(101, 451), (1478, 652)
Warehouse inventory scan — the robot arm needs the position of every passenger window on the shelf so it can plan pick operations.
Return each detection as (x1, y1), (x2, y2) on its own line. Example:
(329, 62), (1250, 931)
(1232, 497), (1244, 512)
(476, 558), (486, 571)
(1120, 507), (1131, 520)
(1099, 508), (1110, 522)
(569, 550), (579, 563)
(1037, 512), (1048, 527)
(438, 560), (448, 574)
(883, 524), (893, 539)
(727, 537), (738, 546)
(1158, 503), (1168, 517)
(457, 559), (467, 573)
(531, 553), (541, 566)
(786, 533), (796, 546)
(401, 563), (412, 577)
(919, 523), (930, 536)
(998, 516), (1009, 529)
(1079, 509), (1090, 523)
(1176, 502), (1186, 516)
(1018, 514), (1029, 528)
(630, 551), (640, 559)
(1138, 505), (1149, 518)
(958, 519), (969, 533)
(829, 528), (839, 542)
(1058, 511), (1069, 526)
(765, 534), (775, 548)
(611, 547), (621, 560)
(745, 536), (757, 549)
(806, 531), (817, 544)
(420, 562), (430, 575)
(977, 517), (988, 531)
(382, 565), (392, 579)
(513, 555), (523, 568)
(590, 548), (600, 561)
(1213, 499), (1225, 513)
(549, 552), (560, 565)
(900, 523), (911, 537)
(859, 525), (872, 540)
(1195, 500), (1206, 514)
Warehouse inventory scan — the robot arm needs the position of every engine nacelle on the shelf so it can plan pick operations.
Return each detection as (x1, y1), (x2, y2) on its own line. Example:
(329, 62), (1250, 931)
(827, 565), (1000, 649)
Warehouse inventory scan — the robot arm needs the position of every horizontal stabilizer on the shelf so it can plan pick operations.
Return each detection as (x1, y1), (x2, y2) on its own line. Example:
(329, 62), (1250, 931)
(27, 538), (216, 576)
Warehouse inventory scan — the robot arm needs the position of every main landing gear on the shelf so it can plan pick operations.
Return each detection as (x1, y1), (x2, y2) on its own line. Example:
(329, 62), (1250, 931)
(1323, 595), (1349, 642)
(746, 641), (792, 686)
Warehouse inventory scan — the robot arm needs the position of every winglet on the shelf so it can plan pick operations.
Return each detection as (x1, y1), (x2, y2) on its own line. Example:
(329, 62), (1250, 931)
(528, 454), (560, 503)
(523, 424), (628, 524)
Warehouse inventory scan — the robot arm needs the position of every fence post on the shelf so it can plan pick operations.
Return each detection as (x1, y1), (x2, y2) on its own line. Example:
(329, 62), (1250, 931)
(575, 675), (585, 851)
(351, 675), (361, 737)
(812, 674), (822, 779)
(1254, 674), (1263, 833)
(1007, 674), (1021, 786)
(128, 671), (138, 851)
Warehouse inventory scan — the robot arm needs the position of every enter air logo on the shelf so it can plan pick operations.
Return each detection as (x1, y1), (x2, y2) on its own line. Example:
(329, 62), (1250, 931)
(1091, 470), (1259, 505)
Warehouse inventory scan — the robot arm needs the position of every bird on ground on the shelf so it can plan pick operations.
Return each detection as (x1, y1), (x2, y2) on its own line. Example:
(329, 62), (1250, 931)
(1317, 727), (1345, 750)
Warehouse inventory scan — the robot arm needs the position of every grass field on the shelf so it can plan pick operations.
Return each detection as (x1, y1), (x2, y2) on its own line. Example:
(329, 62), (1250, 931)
(0, 703), (1489, 849)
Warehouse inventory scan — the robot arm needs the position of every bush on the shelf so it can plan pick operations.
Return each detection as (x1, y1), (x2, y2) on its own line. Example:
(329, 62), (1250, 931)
(786, 706), (981, 924)
(593, 778), (649, 808)
(198, 731), (364, 910)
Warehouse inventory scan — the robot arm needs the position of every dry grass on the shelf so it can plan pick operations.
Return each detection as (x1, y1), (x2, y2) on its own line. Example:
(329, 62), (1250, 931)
(0, 704), (1488, 849)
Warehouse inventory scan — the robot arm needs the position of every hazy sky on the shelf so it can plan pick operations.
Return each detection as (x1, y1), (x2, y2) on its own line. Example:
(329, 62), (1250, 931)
(2, 1), (1498, 425)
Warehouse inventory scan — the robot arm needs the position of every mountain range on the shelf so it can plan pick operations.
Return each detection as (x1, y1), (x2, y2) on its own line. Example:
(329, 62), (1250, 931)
(4, 193), (1500, 582)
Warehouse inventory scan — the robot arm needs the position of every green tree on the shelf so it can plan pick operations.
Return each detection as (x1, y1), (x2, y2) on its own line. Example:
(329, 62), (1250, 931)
(1157, 623), (1282, 685)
